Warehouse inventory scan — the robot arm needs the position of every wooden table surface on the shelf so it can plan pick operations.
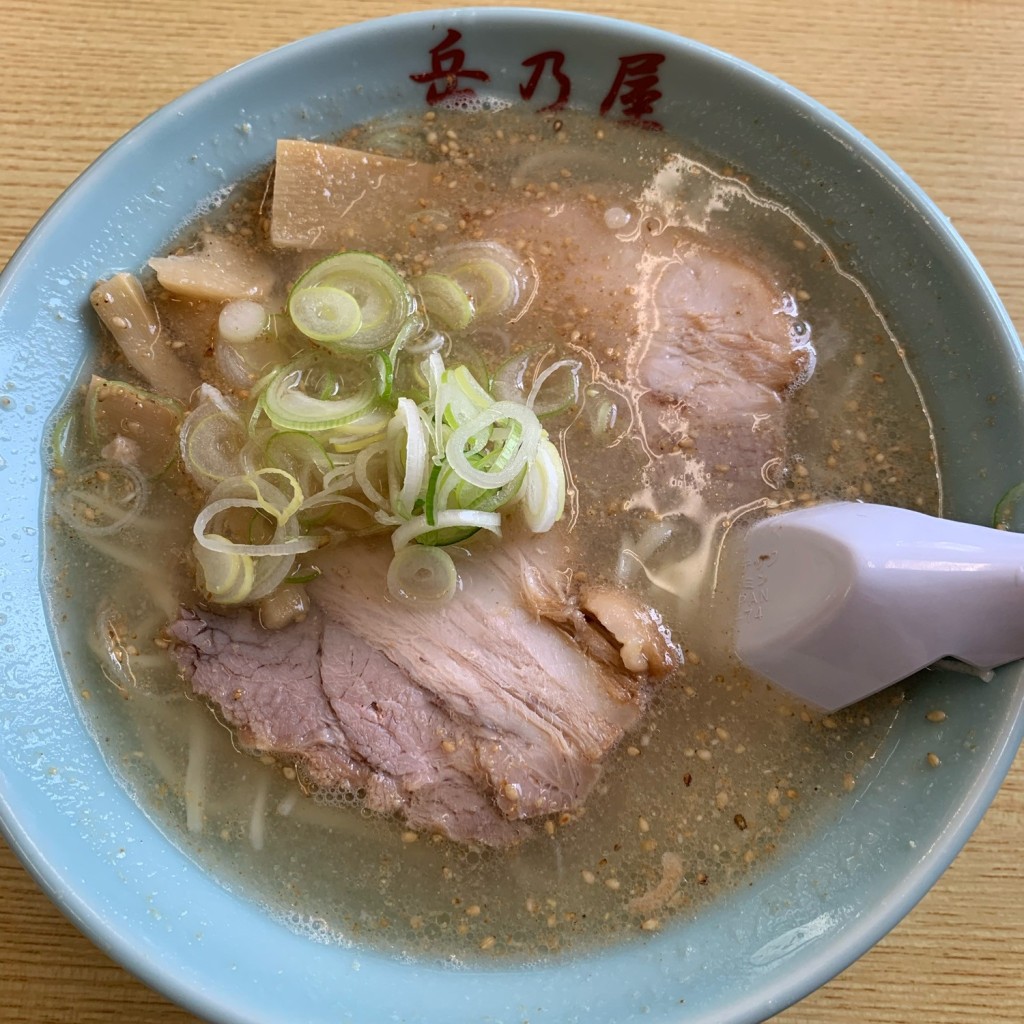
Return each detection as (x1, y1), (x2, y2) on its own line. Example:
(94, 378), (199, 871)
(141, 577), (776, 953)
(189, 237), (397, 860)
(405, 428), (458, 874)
(2, 1), (1022, 1021)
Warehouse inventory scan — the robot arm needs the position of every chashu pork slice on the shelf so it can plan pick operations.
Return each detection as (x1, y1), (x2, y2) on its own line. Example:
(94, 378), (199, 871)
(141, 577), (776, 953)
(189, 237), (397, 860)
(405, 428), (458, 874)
(171, 536), (677, 847)
(486, 198), (812, 510)
(308, 538), (657, 820)
(171, 605), (531, 846)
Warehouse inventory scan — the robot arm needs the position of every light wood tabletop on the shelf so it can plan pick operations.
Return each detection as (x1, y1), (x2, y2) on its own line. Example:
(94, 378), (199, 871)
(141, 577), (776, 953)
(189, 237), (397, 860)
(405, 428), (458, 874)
(1, 1), (1022, 1021)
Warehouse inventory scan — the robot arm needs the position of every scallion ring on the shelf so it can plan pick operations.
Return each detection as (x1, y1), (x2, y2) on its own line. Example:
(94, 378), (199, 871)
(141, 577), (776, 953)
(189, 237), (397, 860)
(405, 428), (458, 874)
(287, 285), (362, 345)
(387, 545), (458, 605)
(445, 401), (542, 490)
(288, 251), (413, 351)
(262, 353), (380, 432)
(391, 509), (502, 550)
(415, 272), (474, 331)
(386, 397), (430, 519)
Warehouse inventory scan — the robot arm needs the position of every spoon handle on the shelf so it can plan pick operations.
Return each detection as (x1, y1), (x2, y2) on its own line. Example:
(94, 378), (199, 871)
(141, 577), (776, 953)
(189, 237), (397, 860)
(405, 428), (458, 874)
(735, 502), (1024, 711)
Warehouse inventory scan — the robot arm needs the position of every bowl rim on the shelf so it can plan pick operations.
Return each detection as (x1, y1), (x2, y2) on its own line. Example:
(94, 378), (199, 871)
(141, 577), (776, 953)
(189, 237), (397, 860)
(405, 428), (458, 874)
(1, 8), (1022, 1024)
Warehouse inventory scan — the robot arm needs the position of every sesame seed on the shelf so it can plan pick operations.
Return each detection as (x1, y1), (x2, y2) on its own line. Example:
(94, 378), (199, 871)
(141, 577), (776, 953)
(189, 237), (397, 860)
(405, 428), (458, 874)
(927, 752), (941, 768)
(926, 709), (947, 723)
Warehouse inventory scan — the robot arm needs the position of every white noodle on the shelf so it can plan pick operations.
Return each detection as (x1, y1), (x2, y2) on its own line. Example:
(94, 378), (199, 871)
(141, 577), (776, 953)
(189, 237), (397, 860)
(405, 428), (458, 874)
(76, 532), (180, 618)
(184, 710), (210, 833)
(130, 715), (181, 792)
(249, 773), (270, 851)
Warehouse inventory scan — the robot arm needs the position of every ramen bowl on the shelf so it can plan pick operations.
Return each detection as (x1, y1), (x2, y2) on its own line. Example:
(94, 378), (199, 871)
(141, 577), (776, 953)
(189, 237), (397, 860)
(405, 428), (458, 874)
(0, 9), (1021, 1023)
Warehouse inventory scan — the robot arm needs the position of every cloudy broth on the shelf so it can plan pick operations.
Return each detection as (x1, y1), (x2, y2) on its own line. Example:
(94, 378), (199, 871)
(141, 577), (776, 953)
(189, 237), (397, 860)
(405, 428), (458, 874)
(46, 107), (939, 959)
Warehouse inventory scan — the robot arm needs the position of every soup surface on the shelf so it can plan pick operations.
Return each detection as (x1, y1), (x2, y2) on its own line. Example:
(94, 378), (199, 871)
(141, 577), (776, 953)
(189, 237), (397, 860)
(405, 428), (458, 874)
(47, 107), (940, 959)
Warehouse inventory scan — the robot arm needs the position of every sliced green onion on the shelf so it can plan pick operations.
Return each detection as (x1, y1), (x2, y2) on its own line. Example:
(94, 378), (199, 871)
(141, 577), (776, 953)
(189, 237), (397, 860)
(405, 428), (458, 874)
(424, 463), (443, 527)
(195, 540), (254, 599)
(182, 246), (572, 610)
(445, 401), (543, 490)
(262, 353), (379, 431)
(298, 490), (378, 522)
(432, 241), (536, 320)
(192, 470), (321, 604)
(265, 431), (333, 496)
(526, 358), (583, 417)
(386, 397), (430, 519)
(435, 364), (496, 465)
(240, 467), (305, 524)
(434, 247), (512, 315)
(55, 461), (148, 537)
(447, 364), (493, 417)
(401, 328), (447, 357)
(491, 349), (532, 402)
(288, 251), (413, 351)
(386, 545), (458, 604)
(265, 431), (332, 475)
(418, 463), (527, 546)
(414, 273), (473, 331)
(179, 387), (248, 490)
(449, 464), (528, 516)
(522, 436), (566, 533)
(392, 509), (502, 550)
(49, 409), (75, 473)
(329, 424), (389, 453)
(374, 350), (394, 401)
(288, 285), (362, 344)
(354, 441), (391, 510)
(592, 399), (618, 436)
(493, 350), (583, 418)
(414, 524), (481, 547)
(194, 498), (320, 557)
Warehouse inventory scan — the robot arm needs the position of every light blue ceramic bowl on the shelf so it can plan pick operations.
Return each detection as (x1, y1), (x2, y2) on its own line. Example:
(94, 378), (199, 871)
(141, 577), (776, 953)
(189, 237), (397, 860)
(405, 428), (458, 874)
(1, 9), (1022, 1023)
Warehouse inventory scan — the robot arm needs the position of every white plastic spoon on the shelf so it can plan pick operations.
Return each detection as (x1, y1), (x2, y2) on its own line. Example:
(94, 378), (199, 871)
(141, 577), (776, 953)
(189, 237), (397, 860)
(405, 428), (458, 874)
(734, 501), (1024, 711)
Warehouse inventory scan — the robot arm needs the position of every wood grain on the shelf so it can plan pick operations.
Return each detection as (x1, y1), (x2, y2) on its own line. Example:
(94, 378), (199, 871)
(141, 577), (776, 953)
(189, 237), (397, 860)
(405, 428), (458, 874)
(1, 1), (1022, 1021)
